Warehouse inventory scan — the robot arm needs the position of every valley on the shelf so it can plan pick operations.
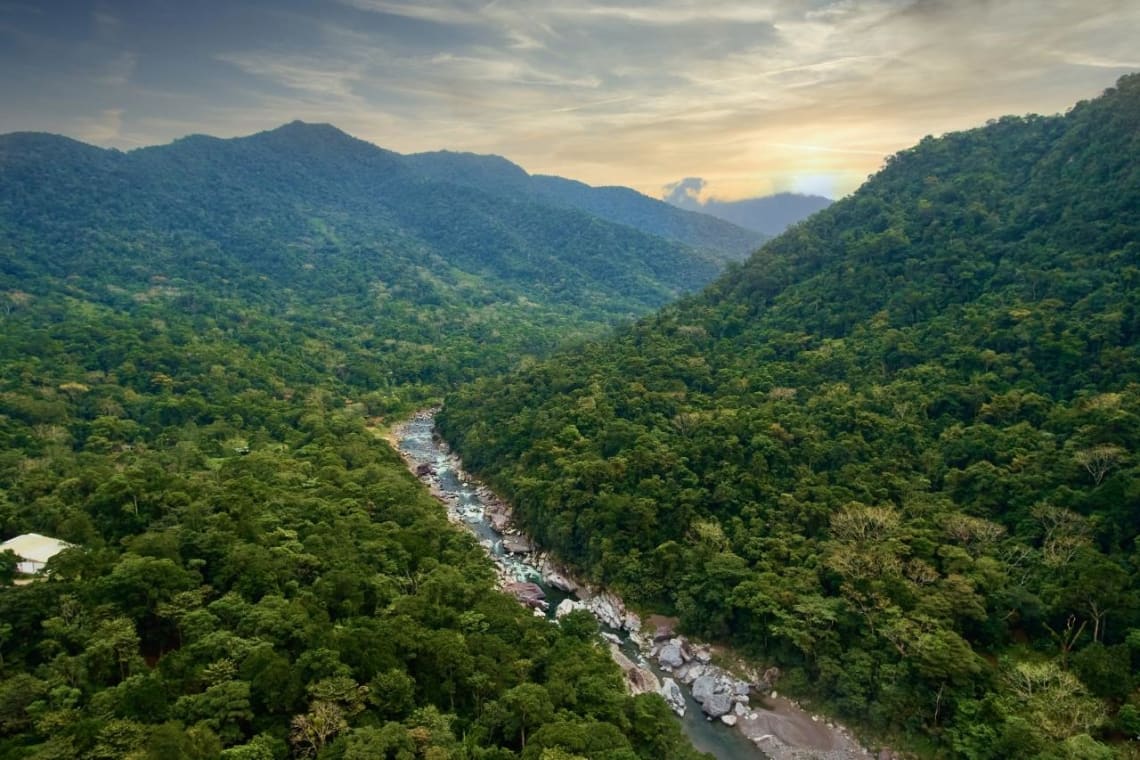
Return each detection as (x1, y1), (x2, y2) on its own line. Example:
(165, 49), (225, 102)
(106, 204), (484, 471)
(390, 410), (867, 760)
(1, 60), (1137, 760)
(438, 75), (1140, 758)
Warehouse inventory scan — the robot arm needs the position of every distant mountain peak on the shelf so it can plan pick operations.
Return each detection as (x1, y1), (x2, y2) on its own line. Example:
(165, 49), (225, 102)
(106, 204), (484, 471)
(247, 120), (376, 151)
(407, 149), (532, 190)
(662, 183), (833, 236)
(272, 119), (346, 134)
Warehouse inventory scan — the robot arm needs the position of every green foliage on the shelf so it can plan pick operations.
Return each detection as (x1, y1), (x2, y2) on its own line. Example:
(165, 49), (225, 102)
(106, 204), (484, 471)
(0, 125), (717, 758)
(0, 122), (751, 403)
(439, 76), (1140, 753)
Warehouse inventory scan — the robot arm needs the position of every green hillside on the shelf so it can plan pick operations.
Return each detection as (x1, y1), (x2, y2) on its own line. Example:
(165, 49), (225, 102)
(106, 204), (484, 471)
(439, 75), (1140, 756)
(1, 122), (749, 399)
(0, 125), (715, 758)
(403, 151), (767, 258)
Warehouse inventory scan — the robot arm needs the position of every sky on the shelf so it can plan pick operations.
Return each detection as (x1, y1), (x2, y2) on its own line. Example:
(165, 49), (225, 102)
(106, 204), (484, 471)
(1, 1), (1136, 201)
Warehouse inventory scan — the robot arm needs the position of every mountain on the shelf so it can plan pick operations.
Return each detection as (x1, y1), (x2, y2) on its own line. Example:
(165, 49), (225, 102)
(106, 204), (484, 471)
(0, 121), (761, 393)
(404, 150), (767, 257)
(438, 75), (1140, 756)
(664, 181), (833, 235)
(0, 124), (710, 756)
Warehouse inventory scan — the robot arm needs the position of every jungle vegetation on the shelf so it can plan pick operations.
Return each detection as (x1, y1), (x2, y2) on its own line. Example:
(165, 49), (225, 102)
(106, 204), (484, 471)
(0, 126), (718, 758)
(439, 75), (1140, 757)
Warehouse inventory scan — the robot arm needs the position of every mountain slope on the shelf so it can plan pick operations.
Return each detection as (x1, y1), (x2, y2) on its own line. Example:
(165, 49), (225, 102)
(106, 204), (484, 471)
(0, 122), (751, 395)
(0, 125), (710, 757)
(438, 75), (1140, 756)
(405, 150), (767, 257)
(1, 122), (727, 311)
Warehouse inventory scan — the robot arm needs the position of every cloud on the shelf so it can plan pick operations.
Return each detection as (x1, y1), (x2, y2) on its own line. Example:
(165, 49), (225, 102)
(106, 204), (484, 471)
(2, 0), (1138, 199)
(215, 51), (365, 101)
(72, 108), (124, 144)
(95, 50), (136, 86)
(662, 177), (707, 209)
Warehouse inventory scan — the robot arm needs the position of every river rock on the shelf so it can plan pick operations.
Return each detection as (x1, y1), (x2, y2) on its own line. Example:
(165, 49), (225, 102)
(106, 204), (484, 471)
(658, 643), (685, 669)
(680, 662), (705, 684)
(702, 692), (733, 718)
(583, 591), (626, 630)
(691, 675), (716, 703)
(555, 598), (585, 619)
(485, 503), (512, 532)
(414, 462), (435, 477)
(623, 612), (641, 633)
(544, 569), (579, 593)
(601, 632), (623, 646)
(721, 714), (738, 727)
(659, 678), (686, 717)
(734, 702), (748, 716)
(504, 582), (545, 608)
(654, 621), (676, 641)
(608, 644), (660, 696)
(670, 637), (692, 663)
(627, 666), (659, 695)
(502, 535), (534, 554)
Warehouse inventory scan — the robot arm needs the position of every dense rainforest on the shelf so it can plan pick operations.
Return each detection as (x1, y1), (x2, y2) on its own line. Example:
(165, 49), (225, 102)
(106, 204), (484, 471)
(0, 121), (759, 404)
(439, 75), (1140, 757)
(0, 126), (723, 758)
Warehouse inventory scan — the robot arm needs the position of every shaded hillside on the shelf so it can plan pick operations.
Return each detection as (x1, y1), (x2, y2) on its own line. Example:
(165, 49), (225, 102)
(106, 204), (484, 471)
(439, 76), (1140, 757)
(0, 122), (738, 395)
(405, 150), (767, 257)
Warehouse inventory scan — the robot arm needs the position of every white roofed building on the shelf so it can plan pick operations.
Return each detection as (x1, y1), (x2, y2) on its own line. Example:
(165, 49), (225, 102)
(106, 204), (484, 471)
(0, 533), (72, 575)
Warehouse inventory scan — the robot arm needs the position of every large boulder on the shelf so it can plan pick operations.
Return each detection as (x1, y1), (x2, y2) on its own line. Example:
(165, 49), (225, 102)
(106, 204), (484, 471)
(502, 535), (534, 554)
(583, 591), (626, 630)
(554, 598), (585, 619)
(702, 693), (733, 718)
(504, 582), (545, 608)
(669, 637), (692, 662)
(545, 569), (578, 593)
(658, 643), (685, 669)
(608, 644), (660, 696)
(659, 678), (686, 717)
(679, 662), (705, 684)
(691, 675), (717, 703)
(485, 502), (512, 532)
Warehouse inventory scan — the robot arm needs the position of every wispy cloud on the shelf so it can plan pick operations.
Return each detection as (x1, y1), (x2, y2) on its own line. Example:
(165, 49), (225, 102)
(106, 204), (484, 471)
(72, 107), (124, 144)
(2, 0), (1137, 199)
(215, 51), (366, 101)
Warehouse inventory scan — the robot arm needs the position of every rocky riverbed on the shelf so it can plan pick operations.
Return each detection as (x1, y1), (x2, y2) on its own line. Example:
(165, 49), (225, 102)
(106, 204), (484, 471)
(389, 410), (874, 760)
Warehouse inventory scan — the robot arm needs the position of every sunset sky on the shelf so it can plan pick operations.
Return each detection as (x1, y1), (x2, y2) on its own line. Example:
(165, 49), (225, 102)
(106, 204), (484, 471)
(1, 0), (1136, 201)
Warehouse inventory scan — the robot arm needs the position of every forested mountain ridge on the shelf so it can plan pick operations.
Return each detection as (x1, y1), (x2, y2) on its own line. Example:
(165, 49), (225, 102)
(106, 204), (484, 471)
(1, 121), (753, 395)
(439, 75), (1140, 757)
(403, 149), (767, 257)
(0, 126), (711, 755)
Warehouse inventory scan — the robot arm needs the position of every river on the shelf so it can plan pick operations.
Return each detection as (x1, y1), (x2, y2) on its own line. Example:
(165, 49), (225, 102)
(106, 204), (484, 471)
(393, 411), (867, 760)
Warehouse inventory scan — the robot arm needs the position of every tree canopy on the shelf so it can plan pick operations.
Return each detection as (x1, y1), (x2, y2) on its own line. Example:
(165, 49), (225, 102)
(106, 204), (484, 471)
(439, 75), (1140, 757)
